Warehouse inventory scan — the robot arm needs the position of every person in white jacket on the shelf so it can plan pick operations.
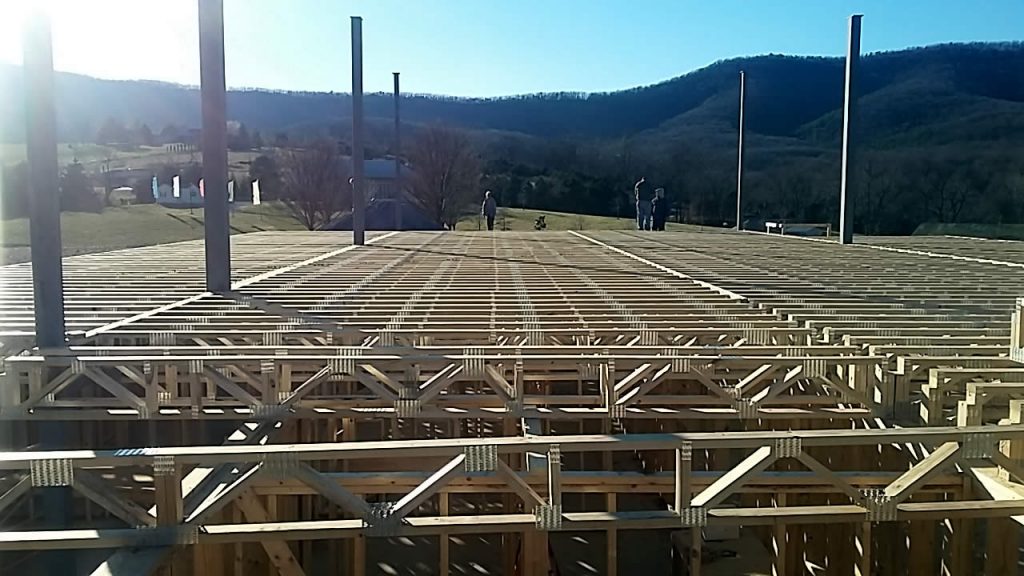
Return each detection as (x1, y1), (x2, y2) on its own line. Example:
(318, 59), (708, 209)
(481, 190), (498, 231)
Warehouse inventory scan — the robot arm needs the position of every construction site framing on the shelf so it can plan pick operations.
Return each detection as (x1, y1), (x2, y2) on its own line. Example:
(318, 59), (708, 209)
(4, 230), (1024, 575)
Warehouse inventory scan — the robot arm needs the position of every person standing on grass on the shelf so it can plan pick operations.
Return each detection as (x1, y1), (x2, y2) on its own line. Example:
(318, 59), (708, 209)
(651, 187), (668, 231)
(634, 177), (652, 231)
(481, 190), (498, 231)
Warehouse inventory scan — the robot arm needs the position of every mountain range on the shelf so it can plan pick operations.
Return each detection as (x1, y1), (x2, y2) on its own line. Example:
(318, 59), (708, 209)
(2, 42), (1022, 148)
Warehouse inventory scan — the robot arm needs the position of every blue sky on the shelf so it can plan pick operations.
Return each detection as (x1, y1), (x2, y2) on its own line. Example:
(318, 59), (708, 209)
(1, 0), (1022, 97)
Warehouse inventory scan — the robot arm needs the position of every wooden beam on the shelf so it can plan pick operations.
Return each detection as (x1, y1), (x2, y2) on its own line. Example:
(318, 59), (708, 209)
(691, 446), (775, 508)
(985, 516), (1018, 575)
(293, 463), (372, 518)
(89, 547), (172, 576)
(547, 446), (562, 507)
(607, 493), (618, 576)
(391, 454), (466, 520)
(772, 494), (787, 576)
(6, 423), (1017, 471)
(796, 452), (865, 503)
(235, 490), (307, 576)
(73, 470), (156, 528)
(884, 442), (960, 503)
(0, 475), (29, 516)
(494, 460), (545, 508)
(439, 491), (450, 576)
(675, 443), (692, 512)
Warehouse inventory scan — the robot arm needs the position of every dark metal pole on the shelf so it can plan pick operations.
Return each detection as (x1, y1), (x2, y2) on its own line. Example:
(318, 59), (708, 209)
(199, 0), (231, 289)
(839, 14), (863, 245)
(736, 70), (746, 231)
(23, 10), (72, 571)
(351, 16), (366, 245)
(24, 11), (65, 349)
(393, 71), (402, 230)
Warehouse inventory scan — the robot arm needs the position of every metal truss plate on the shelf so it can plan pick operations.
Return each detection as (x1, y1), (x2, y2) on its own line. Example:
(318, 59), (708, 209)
(329, 349), (362, 376)
(862, 489), (897, 522)
(961, 432), (994, 460)
(394, 399), (421, 418)
(153, 455), (177, 476)
(678, 441), (693, 461)
(30, 458), (74, 487)
(262, 452), (300, 478)
(504, 399), (524, 416)
(463, 348), (486, 378)
(364, 502), (399, 537)
(774, 438), (802, 459)
(734, 400), (760, 419)
(743, 328), (770, 345)
(535, 504), (562, 530)
(149, 332), (175, 346)
(464, 445), (499, 473)
(578, 363), (600, 381)
(547, 445), (562, 465)
(1012, 347), (1024, 364)
(608, 404), (626, 420)
(260, 359), (276, 375)
(138, 526), (199, 547)
(252, 404), (288, 420)
(679, 506), (707, 527)
(802, 358), (827, 379)
(665, 351), (689, 374)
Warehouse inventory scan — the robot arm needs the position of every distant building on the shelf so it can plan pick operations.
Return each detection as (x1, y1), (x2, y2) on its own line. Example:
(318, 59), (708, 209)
(361, 158), (412, 201)
(324, 157), (441, 231)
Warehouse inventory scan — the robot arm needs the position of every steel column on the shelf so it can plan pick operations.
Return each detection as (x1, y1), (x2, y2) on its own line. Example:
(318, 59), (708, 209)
(199, 0), (231, 290)
(736, 70), (746, 231)
(839, 15), (863, 245)
(351, 16), (366, 245)
(393, 71), (402, 230)
(23, 10), (71, 572)
(23, 10), (65, 349)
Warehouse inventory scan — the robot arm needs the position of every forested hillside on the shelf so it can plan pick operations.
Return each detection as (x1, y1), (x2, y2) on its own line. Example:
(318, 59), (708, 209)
(2, 42), (1023, 234)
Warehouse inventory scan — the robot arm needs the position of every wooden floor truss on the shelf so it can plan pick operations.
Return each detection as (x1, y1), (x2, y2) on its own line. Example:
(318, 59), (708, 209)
(4, 230), (1024, 575)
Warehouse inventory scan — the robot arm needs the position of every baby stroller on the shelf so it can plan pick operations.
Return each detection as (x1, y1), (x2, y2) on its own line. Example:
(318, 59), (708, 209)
(534, 215), (547, 230)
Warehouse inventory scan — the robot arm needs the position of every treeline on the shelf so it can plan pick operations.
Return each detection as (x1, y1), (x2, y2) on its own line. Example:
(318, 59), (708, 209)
(474, 136), (1024, 235)
(3, 43), (1021, 143)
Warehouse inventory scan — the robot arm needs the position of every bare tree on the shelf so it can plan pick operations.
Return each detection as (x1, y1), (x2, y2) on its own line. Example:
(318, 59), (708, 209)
(279, 140), (349, 230)
(407, 125), (481, 229)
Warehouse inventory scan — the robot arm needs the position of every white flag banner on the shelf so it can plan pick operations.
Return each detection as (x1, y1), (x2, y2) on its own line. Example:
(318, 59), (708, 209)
(252, 179), (261, 205)
(228, 180), (235, 203)
(172, 175), (180, 198)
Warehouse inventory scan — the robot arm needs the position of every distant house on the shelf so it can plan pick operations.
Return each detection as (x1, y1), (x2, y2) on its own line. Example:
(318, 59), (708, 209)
(361, 158), (412, 201)
(324, 157), (441, 231)
(156, 183), (202, 207)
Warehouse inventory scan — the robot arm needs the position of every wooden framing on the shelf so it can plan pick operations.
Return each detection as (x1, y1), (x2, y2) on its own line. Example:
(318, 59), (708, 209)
(4, 230), (1024, 575)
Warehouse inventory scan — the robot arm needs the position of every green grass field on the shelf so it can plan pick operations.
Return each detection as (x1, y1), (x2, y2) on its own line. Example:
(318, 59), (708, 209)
(456, 207), (700, 232)
(1, 204), (712, 265)
(913, 222), (1024, 241)
(1, 203), (304, 264)
(1, 143), (263, 174)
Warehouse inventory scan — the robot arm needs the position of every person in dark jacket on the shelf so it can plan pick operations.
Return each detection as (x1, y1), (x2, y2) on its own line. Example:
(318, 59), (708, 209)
(651, 187), (668, 231)
(481, 190), (497, 231)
